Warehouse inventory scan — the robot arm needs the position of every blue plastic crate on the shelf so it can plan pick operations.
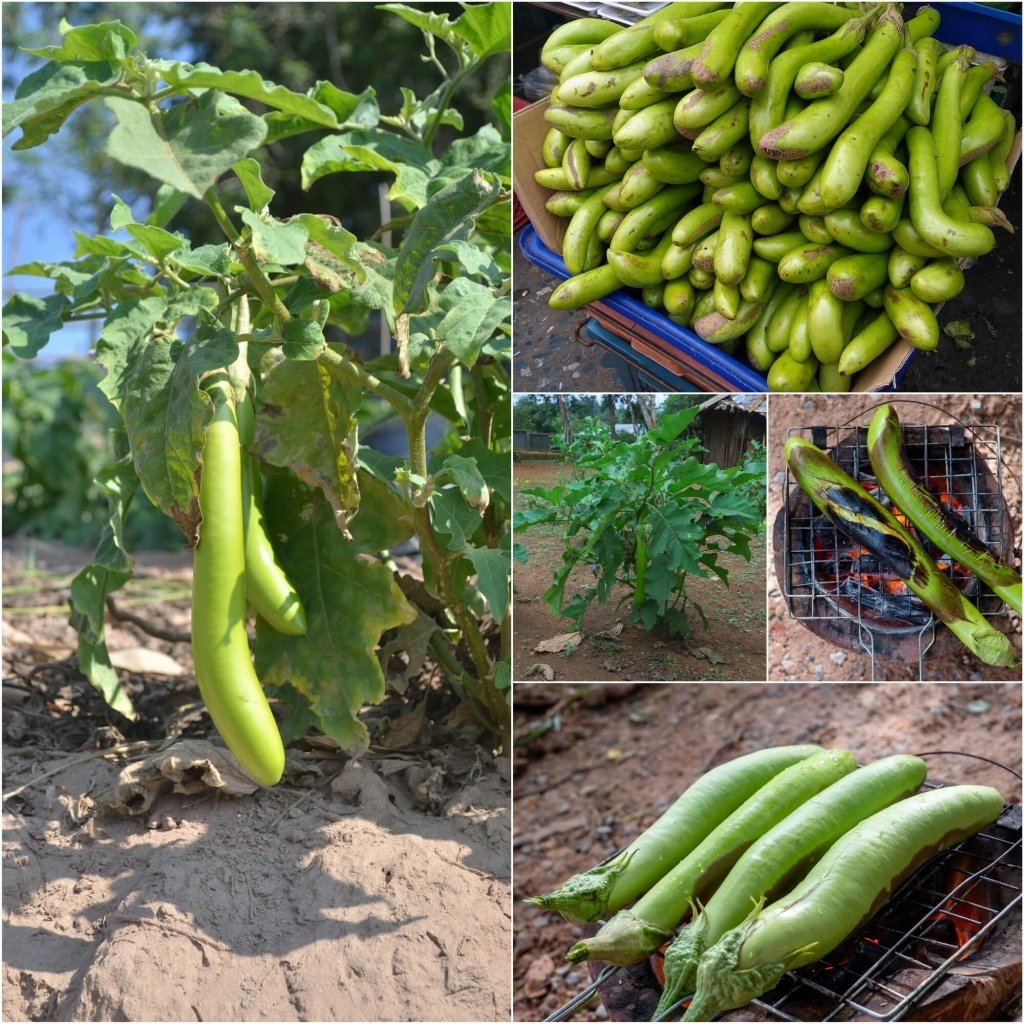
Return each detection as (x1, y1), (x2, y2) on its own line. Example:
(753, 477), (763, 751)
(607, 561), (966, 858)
(911, 1), (1022, 63)
(521, 226), (918, 394)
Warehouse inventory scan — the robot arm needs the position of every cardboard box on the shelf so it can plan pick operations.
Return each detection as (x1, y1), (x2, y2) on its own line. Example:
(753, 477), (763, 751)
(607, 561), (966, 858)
(513, 19), (1021, 395)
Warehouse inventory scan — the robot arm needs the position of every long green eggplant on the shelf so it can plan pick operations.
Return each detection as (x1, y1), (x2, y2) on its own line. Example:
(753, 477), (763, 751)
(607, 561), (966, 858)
(682, 785), (1005, 1021)
(785, 436), (1018, 667)
(526, 745), (822, 923)
(867, 405), (1022, 615)
(654, 753), (927, 1018)
(564, 749), (856, 966)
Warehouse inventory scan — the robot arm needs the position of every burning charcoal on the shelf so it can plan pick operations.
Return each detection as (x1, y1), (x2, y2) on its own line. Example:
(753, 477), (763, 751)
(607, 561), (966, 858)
(839, 576), (933, 626)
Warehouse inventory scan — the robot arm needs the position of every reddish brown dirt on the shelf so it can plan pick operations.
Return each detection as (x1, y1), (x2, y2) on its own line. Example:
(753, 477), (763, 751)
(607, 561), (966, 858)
(513, 460), (767, 682)
(767, 395), (1023, 682)
(512, 682), (1022, 1023)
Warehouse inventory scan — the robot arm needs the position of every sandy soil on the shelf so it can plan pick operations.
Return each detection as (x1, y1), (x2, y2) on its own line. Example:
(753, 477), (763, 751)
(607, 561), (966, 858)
(513, 460), (767, 682)
(511, 682), (1022, 1023)
(2, 539), (511, 1022)
(766, 394), (1023, 682)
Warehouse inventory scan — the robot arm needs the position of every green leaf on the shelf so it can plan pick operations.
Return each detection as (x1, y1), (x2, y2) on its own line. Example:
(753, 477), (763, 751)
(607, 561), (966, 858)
(105, 90), (267, 199)
(23, 19), (137, 61)
(451, 3), (512, 62)
(171, 243), (232, 278)
(434, 279), (510, 367)
(293, 213), (362, 290)
(95, 297), (169, 410)
(281, 317), (325, 360)
(392, 170), (503, 315)
(239, 209), (309, 266)
(376, 5), (461, 48)
(256, 354), (361, 519)
(342, 242), (396, 318)
(378, 3), (509, 62)
(73, 230), (146, 260)
(126, 223), (186, 261)
(465, 545), (509, 623)
(310, 82), (380, 129)
(431, 488), (483, 551)
(110, 194), (134, 231)
(437, 453), (490, 511)
(3, 59), (119, 149)
(263, 83), (379, 144)
(441, 123), (510, 176)
(233, 157), (275, 211)
(300, 129), (437, 205)
(254, 473), (417, 751)
(348, 468), (416, 551)
(67, 453), (139, 721)
(458, 438), (512, 507)
(432, 239), (503, 286)
(122, 323), (239, 536)
(152, 60), (340, 128)
(164, 288), (219, 322)
(5, 256), (109, 308)
(2, 292), (71, 358)
(648, 405), (702, 443)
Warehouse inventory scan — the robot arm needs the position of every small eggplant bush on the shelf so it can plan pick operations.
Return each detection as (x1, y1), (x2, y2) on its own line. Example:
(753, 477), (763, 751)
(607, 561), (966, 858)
(515, 407), (765, 639)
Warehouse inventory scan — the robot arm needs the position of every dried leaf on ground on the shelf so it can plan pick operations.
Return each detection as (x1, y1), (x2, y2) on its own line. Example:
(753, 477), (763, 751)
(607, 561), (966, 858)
(533, 632), (583, 654)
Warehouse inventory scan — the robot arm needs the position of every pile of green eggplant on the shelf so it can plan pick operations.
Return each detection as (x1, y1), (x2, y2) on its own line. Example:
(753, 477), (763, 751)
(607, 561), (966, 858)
(528, 744), (1005, 1021)
(786, 404), (1021, 667)
(533, 2), (1017, 391)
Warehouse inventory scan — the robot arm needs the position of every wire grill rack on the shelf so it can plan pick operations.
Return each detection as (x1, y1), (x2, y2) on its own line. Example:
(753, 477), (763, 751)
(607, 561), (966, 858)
(539, 771), (1021, 1024)
(780, 419), (1011, 680)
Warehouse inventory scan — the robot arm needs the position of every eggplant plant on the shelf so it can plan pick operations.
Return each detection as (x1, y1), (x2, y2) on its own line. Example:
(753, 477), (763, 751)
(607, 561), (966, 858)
(3, 6), (512, 766)
(514, 406), (765, 639)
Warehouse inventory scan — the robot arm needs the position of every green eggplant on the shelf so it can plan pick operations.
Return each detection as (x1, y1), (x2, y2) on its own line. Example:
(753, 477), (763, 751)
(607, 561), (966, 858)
(785, 436), (1019, 668)
(867, 405), (1022, 615)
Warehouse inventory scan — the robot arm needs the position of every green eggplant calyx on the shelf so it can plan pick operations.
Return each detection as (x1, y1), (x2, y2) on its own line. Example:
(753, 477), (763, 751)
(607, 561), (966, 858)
(525, 850), (634, 924)
(681, 924), (787, 1023)
(565, 908), (673, 967)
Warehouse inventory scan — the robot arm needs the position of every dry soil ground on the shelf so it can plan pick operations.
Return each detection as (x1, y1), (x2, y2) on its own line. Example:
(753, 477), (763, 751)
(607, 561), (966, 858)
(511, 681), (1022, 1023)
(513, 460), (767, 682)
(2, 538), (511, 1022)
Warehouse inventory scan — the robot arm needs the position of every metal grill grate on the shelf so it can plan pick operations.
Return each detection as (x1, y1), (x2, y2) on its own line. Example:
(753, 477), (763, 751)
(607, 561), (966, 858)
(780, 418), (1011, 680)
(540, 774), (1021, 1024)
